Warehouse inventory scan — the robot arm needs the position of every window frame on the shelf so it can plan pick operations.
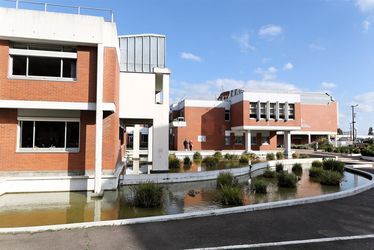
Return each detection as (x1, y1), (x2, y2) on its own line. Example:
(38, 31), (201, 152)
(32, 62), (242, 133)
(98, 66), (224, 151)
(289, 103), (295, 120)
(17, 117), (80, 153)
(225, 109), (230, 122)
(249, 102), (257, 119)
(8, 43), (78, 82)
(225, 135), (231, 146)
(234, 135), (244, 145)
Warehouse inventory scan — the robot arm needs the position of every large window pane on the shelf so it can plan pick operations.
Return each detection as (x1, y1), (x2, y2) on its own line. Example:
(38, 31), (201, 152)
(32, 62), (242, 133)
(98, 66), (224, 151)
(62, 59), (77, 78)
(35, 121), (65, 148)
(28, 57), (61, 77)
(12, 56), (27, 76)
(250, 102), (257, 119)
(66, 122), (79, 148)
(21, 121), (33, 148)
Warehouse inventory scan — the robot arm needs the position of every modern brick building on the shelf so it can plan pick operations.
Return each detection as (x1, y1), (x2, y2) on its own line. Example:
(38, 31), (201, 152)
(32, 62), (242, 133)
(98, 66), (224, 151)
(0, 3), (170, 195)
(170, 89), (338, 158)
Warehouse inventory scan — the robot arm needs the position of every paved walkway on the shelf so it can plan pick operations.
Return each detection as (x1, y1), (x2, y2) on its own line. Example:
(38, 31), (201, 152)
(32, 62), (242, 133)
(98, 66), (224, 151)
(1, 168), (374, 249)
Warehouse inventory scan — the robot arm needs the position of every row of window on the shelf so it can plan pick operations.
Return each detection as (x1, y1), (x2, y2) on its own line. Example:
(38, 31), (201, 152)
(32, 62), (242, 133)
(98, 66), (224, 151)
(20, 120), (80, 151)
(224, 134), (270, 146)
(250, 102), (295, 120)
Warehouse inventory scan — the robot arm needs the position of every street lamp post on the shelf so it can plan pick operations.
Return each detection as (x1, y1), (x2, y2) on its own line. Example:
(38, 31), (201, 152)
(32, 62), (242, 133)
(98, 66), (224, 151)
(351, 104), (358, 143)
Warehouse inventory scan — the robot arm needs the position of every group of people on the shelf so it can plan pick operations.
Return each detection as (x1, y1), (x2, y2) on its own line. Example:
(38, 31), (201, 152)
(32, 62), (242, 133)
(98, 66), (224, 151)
(183, 138), (193, 151)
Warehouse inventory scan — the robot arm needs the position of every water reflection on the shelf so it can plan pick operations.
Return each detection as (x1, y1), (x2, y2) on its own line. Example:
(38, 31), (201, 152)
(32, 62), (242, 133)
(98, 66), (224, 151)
(0, 170), (370, 228)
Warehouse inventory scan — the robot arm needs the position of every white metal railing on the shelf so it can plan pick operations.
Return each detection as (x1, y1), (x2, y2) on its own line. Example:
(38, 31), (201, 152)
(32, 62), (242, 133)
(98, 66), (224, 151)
(1, 0), (114, 22)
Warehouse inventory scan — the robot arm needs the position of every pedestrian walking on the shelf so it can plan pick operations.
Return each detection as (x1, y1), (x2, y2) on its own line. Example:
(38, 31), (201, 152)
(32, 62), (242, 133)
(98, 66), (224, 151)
(183, 138), (188, 151)
(189, 140), (193, 151)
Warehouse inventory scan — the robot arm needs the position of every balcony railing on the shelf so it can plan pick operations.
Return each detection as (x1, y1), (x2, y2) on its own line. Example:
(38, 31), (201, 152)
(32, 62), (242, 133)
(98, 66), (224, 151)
(1, 0), (114, 22)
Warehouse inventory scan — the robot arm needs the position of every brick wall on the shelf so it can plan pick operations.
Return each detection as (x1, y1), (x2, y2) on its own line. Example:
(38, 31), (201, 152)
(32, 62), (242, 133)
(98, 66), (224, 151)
(300, 102), (337, 133)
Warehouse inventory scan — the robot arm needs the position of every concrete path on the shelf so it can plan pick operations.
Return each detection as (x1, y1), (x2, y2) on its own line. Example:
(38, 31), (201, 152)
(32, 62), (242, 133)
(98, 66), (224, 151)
(0, 168), (374, 249)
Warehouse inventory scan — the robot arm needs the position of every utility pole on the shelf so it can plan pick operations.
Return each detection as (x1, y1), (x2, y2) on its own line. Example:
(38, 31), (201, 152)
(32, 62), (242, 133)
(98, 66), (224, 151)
(351, 104), (358, 143)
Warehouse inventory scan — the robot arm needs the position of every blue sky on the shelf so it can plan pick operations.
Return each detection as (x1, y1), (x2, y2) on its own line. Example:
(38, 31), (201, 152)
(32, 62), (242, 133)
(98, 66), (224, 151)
(5, 0), (374, 134)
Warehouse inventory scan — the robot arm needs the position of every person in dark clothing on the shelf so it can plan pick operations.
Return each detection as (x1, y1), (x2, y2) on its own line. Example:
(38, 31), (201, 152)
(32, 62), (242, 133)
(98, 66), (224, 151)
(183, 138), (188, 151)
(189, 140), (193, 151)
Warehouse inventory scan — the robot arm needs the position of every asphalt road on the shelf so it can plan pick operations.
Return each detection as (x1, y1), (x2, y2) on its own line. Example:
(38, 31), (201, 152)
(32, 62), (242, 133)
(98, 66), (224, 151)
(1, 169), (374, 250)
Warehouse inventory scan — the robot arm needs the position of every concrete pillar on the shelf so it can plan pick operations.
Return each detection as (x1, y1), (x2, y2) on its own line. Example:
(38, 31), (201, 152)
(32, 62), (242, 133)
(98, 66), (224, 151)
(327, 134), (331, 143)
(245, 131), (251, 152)
(308, 134), (312, 144)
(275, 102), (280, 121)
(266, 101), (270, 121)
(94, 199), (101, 222)
(284, 131), (292, 159)
(256, 100), (261, 121)
(133, 124), (140, 159)
(148, 126), (153, 162)
(94, 43), (104, 195)
(133, 159), (140, 175)
(284, 102), (289, 121)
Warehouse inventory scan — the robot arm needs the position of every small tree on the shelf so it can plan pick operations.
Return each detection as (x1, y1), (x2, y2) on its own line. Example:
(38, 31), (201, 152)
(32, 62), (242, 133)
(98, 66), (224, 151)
(337, 128), (343, 135)
(369, 127), (373, 136)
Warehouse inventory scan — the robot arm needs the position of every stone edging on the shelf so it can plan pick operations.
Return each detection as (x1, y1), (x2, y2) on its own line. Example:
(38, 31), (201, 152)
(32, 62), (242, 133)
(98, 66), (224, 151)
(361, 155), (374, 162)
(0, 162), (372, 234)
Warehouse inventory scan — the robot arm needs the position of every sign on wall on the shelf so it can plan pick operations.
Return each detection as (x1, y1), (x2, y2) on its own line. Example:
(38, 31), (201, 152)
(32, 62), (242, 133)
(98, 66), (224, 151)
(197, 135), (206, 142)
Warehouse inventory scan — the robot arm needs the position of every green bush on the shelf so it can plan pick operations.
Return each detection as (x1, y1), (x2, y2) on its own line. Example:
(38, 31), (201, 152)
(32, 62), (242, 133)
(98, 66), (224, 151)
(323, 159), (344, 173)
(183, 156), (192, 166)
(224, 153), (239, 161)
(239, 155), (249, 164)
(213, 152), (223, 161)
(277, 173), (297, 188)
(132, 182), (163, 208)
(193, 151), (202, 160)
(263, 168), (276, 178)
(276, 152), (284, 160)
(275, 163), (284, 173)
(309, 167), (323, 178)
(351, 147), (360, 154)
(319, 170), (343, 186)
(322, 143), (334, 152)
(311, 160), (323, 168)
(219, 185), (244, 206)
(266, 153), (275, 161)
(168, 154), (180, 169)
(292, 163), (303, 176)
(217, 172), (237, 188)
(202, 156), (219, 168)
(362, 145), (374, 157)
(299, 154), (309, 159)
(251, 179), (267, 194)
(292, 153), (299, 159)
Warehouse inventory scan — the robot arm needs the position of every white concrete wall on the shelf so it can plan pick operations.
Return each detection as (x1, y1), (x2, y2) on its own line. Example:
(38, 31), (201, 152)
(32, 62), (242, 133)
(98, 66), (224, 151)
(119, 71), (170, 171)
(0, 7), (118, 47)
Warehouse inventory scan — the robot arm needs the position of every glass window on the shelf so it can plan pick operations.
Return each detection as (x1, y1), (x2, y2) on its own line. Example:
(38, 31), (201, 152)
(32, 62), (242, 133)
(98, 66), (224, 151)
(234, 136), (243, 145)
(12, 56), (27, 76)
(289, 104), (295, 120)
(270, 103), (276, 119)
(66, 122), (79, 148)
(251, 135), (257, 146)
(21, 121), (33, 148)
(28, 57), (61, 77)
(225, 110), (230, 121)
(260, 103), (266, 119)
(250, 102), (257, 119)
(262, 133), (270, 144)
(34, 121), (65, 148)
(62, 59), (77, 78)
(279, 103), (285, 119)
(225, 136), (231, 145)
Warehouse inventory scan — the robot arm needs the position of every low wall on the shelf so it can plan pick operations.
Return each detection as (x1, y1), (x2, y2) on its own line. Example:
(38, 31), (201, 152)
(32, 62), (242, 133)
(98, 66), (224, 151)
(121, 158), (322, 185)
(171, 150), (284, 160)
(361, 156), (374, 162)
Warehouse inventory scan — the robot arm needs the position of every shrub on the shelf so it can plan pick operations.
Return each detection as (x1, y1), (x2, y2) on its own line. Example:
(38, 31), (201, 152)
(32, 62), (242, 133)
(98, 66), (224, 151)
(132, 182), (163, 208)
(169, 154), (180, 169)
(202, 156), (219, 168)
(362, 145), (374, 157)
(193, 151), (202, 161)
(319, 170), (343, 186)
(217, 172), (237, 188)
(275, 163), (284, 173)
(299, 154), (309, 159)
(309, 167), (323, 178)
(292, 163), (303, 176)
(277, 173), (297, 188)
(224, 153), (239, 161)
(263, 168), (276, 178)
(213, 152), (223, 161)
(322, 143), (334, 152)
(351, 147), (360, 154)
(219, 185), (243, 206)
(276, 152), (284, 160)
(251, 179), (267, 194)
(183, 156), (192, 166)
(239, 155), (249, 164)
(323, 159), (344, 173)
(311, 160), (323, 168)
(292, 153), (299, 159)
(266, 153), (275, 161)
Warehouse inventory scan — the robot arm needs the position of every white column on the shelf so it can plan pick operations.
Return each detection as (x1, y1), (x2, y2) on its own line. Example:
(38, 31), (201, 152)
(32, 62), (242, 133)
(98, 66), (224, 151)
(308, 134), (312, 144)
(94, 43), (104, 195)
(284, 131), (292, 159)
(327, 134), (331, 143)
(275, 102), (280, 121)
(245, 131), (251, 152)
(133, 124), (140, 159)
(94, 199), (101, 222)
(284, 102), (289, 121)
(133, 159), (140, 175)
(148, 126), (153, 162)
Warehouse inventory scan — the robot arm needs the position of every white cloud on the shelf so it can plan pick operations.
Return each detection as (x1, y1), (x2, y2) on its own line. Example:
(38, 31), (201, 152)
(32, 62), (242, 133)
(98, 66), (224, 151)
(283, 62), (294, 71)
(308, 43), (325, 51)
(255, 66), (278, 81)
(258, 25), (283, 37)
(180, 52), (202, 62)
(363, 19), (371, 31)
(170, 78), (299, 103)
(232, 33), (256, 52)
(321, 82), (337, 89)
(261, 58), (271, 64)
(354, 92), (374, 112)
(356, 0), (374, 12)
